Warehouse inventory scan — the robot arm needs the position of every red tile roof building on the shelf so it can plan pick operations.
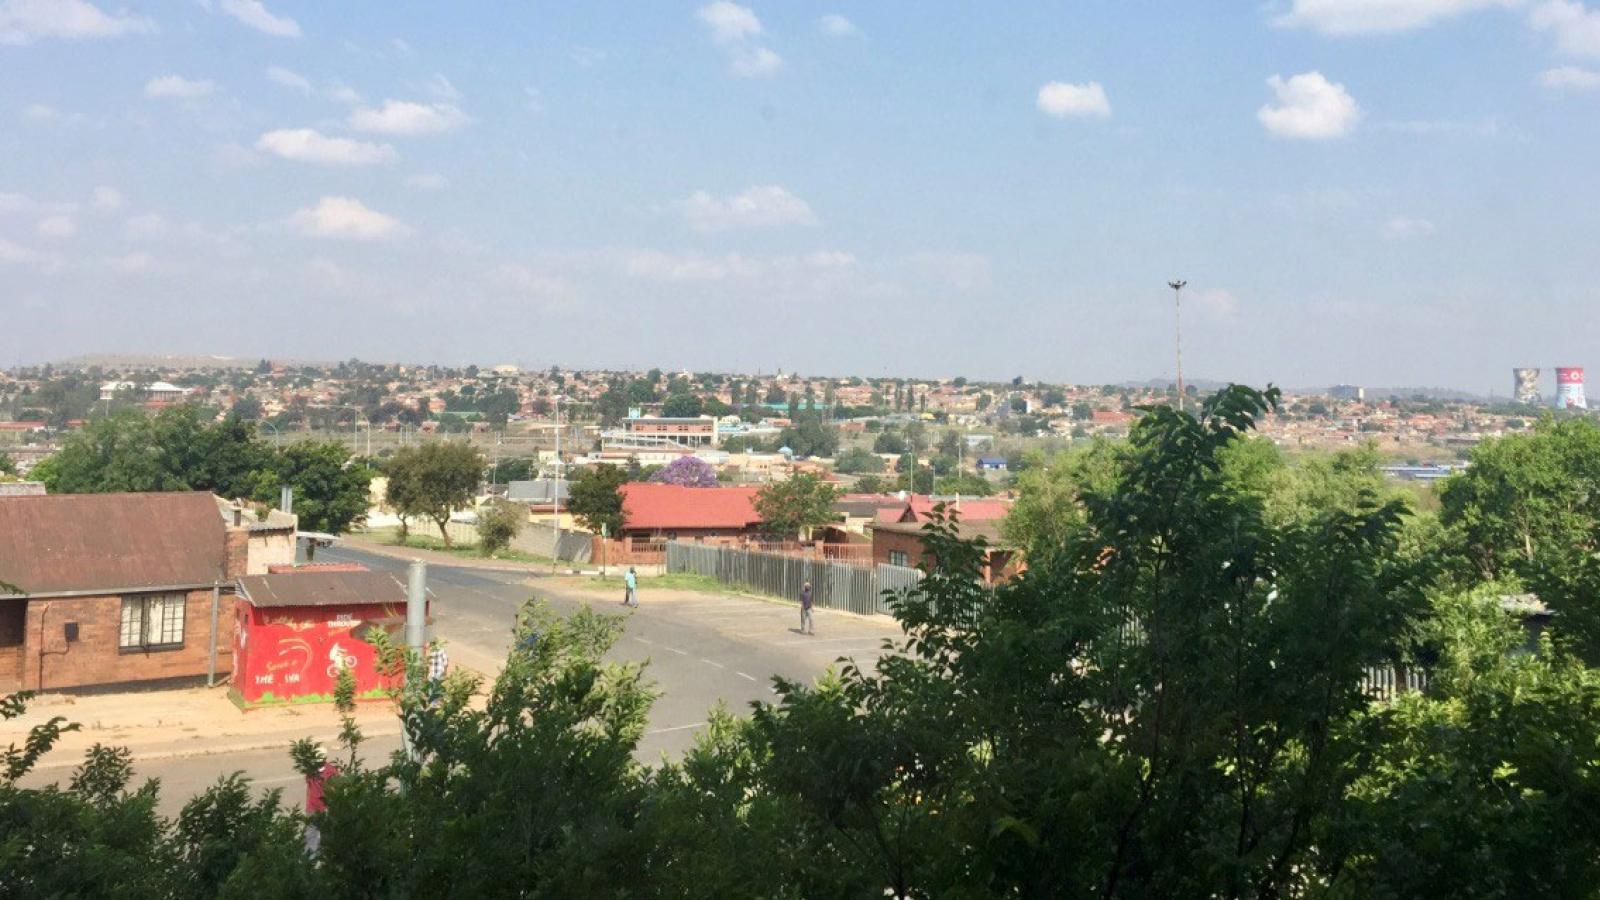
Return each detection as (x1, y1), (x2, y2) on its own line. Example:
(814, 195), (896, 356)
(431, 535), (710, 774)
(618, 482), (764, 541)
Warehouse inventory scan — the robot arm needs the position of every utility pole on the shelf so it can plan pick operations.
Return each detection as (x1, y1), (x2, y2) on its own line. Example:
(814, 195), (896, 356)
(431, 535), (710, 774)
(1167, 280), (1187, 412)
(551, 395), (561, 574)
(402, 559), (426, 763)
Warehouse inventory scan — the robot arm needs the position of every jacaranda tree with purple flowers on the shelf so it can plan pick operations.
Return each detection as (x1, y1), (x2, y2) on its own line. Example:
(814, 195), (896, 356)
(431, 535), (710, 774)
(649, 455), (719, 487)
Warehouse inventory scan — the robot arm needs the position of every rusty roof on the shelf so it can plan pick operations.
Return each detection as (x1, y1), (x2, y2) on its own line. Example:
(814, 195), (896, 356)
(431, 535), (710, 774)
(0, 491), (228, 597)
(238, 570), (413, 608)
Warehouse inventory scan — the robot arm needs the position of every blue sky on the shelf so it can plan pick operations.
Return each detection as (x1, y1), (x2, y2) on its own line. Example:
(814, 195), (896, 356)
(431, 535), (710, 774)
(3, 0), (1599, 393)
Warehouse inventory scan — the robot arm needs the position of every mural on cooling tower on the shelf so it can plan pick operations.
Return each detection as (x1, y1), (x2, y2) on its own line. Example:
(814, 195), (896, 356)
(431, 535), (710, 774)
(1513, 368), (1541, 404)
(232, 602), (407, 706)
(1556, 367), (1588, 410)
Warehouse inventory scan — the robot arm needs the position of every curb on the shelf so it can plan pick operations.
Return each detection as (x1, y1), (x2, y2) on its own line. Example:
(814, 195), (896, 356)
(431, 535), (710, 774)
(30, 727), (405, 771)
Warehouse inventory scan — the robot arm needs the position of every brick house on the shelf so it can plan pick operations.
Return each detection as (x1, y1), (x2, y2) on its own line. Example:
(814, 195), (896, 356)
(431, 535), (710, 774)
(872, 519), (1021, 585)
(0, 492), (248, 692)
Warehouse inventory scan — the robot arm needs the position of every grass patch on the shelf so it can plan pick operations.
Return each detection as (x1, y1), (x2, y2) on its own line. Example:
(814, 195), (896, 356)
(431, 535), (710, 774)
(362, 528), (557, 565)
(587, 572), (727, 593)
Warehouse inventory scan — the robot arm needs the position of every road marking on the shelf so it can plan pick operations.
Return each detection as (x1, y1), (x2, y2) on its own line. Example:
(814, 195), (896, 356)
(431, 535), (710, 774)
(632, 636), (654, 645)
(699, 658), (724, 669)
(255, 774), (302, 786)
(646, 721), (706, 735)
(775, 636), (886, 646)
(666, 646), (689, 656)
(736, 671), (758, 682)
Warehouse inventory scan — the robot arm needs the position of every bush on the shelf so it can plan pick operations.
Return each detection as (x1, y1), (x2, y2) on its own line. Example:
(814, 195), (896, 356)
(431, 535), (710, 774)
(475, 500), (523, 555)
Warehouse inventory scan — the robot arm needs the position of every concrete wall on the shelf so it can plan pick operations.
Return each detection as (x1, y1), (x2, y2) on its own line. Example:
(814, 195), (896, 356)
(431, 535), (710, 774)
(245, 529), (296, 575)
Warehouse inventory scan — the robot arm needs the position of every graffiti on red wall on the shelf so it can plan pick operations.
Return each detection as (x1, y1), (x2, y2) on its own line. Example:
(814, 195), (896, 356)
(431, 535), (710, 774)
(234, 602), (409, 705)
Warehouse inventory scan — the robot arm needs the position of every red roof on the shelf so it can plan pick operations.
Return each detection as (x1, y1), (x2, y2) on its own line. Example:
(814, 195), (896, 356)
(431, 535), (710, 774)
(901, 495), (1010, 523)
(620, 483), (763, 532)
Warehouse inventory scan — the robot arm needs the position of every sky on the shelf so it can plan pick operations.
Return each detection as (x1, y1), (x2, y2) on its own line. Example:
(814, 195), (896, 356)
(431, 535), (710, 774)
(2, 0), (1599, 394)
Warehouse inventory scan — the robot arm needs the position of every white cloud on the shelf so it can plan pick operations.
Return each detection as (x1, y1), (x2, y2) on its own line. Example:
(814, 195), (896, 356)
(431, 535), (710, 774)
(218, 0), (299, 37)
(1037, 81), (1112, 118)
(36, 214), (75, 238)
(698, 1), (762, 43)
(391, 37), (413, 55)
(256, 128), (398, 166)
(1258, 72), (1362, 139)
(425, 73), (460, 101)
(107, 251), (156, 273)
(489, 265), (577, 307)
(806, 250), (856, 268)
(683, 185), (818, 232)
(22, 103), (60, 121)
(288, 196), (408, 240)
(0, 191), (75, 215)
(265, 65), (311, 93)
(819, 13), (859, 36)
(144, 75), (215, 99)
(1272, 0), (1515, 34)
(326, 83), (362, 105)
(1196, 288), (1240, 317)
(1382, 216), (1436, 239)
(92, 185), (124, 211)
(348, 100), (469, 135)
(730, 46), (783, 77)
(0, 0), (154, 45)
(1540, 64), (1600, 87)
(405, 173), (449, 190)
(213, 142), (263, 170)
(0, 237), (40, 264)
(125, 212), (169, 239)
(1530, 0), (1600, 56)
(1380, 117), (1501, 136)
(627, 250), (765, 282)
(697, 2), (782, 77)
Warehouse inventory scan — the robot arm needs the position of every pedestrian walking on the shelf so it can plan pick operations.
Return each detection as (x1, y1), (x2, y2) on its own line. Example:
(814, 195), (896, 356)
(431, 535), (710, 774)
(427, 641), (450, 684)
(623, 566), (639, 607)
(799, 580), (814, 635)
(304, 747), (339, 856)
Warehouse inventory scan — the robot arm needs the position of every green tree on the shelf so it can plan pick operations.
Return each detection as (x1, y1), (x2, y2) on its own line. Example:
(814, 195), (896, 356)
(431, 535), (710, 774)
(384, 443), (484, 547)
(873, 430), (907, 455)
(568, 463), (627, 535)
(661, 394), (703, 418)
(38, 405), (267, 498)
(933, 472), (993, 497)
(834, 447), (885, 475)
(777, 420), (839, 458)
(753, 473), (839, 539)
(0, 450), (15, 477)
(1440, 418), (1600, 582)
(253, 441), (374, 534)
(475, 499), (523, 556)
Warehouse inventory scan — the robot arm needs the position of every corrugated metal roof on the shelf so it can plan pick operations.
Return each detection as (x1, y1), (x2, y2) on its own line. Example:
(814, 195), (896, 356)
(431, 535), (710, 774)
(239, 570), (412, 608)
(0, 491), (227, 596)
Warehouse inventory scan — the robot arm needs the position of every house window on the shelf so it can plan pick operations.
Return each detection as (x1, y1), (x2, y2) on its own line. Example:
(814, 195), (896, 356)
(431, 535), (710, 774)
(888, 550), (909, 567)
(119, 593), (186, 651)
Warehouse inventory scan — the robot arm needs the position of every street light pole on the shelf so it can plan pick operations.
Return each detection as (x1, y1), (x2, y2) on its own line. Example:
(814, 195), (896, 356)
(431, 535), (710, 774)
(551, 395), (561, 574)
(1167, 280), (1187, 413)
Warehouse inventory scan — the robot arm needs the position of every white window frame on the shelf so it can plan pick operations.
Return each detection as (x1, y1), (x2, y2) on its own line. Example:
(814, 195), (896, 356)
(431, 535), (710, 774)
(119, 592), (186, 651)
(888, 550), (909, 567)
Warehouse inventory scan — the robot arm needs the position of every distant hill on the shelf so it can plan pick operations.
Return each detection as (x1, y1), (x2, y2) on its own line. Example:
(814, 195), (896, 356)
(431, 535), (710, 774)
(53, 353), (260, 370)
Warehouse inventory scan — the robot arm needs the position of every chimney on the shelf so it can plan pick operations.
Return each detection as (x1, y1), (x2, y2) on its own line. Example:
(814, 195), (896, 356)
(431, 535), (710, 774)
(232, 505), (243, 527)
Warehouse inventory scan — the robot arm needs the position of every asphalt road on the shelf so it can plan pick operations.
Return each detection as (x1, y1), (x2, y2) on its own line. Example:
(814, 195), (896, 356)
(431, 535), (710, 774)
(77, 544), (901, 813)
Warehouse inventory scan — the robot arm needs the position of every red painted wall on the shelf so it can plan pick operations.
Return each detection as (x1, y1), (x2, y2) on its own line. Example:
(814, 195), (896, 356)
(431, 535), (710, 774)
(232, 600), (417, 707)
